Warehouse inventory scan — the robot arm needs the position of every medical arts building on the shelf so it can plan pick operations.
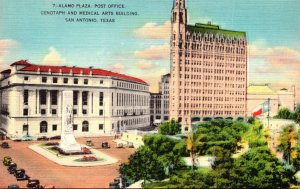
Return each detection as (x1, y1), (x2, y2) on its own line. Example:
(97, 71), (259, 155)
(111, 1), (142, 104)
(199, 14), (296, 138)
(0, 60), (150, 138)
(169, 0), (247, 130)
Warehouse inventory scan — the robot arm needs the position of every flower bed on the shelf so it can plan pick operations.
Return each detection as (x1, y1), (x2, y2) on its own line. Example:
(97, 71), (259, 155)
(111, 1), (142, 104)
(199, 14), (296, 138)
(74, 156), (105, 162)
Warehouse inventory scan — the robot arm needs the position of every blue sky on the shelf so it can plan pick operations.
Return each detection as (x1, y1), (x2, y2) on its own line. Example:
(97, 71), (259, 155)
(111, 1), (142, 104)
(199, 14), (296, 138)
(0, 0), (299, 100)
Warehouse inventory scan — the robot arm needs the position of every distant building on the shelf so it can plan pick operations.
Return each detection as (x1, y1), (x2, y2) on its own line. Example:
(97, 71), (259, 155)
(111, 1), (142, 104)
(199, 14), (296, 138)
(0, 60), (150, 138)
(247, 84), (296, 117)
(170, 0), (247, 131)
(150, 74), (170, 125)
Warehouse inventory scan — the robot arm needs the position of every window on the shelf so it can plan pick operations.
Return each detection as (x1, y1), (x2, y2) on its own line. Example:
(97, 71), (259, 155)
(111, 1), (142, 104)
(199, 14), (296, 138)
(73, 91), (78, 105)
(50, 91), (58, 105)
(53, 77), (58, 83)
(100, 80), (103, 84)
(63, 78), (68, 84)
(40, 90), (47, 105)
(99, 109), (103, 116)
(52, 125), (57, 131)
(42, 77), (47, 83)
(99, 124), (104, 130)
(41, 109), (46, 115)
(82, 91), (88, 105)
(84, 79), (88, 84)
(24, 76), (29, 81)
(99, 92), (104, 106)
(73, 109), (77, 115)
(40, 121), (48, 133)
(82, 109), (87, 114)
(73, 124), (78, 131)
(74, 78), (78, 84)
(23, 124), (28, 132)
(51, 109), (57, 115)
(23, 109), (28, 116)
(82, 121), (89, 132)
(24, 90), (28, 105)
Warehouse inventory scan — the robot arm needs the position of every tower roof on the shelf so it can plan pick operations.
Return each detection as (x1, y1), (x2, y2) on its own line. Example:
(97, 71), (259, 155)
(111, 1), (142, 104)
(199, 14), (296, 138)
(187, 23), (246, 38)
(247, 84), (276, 95)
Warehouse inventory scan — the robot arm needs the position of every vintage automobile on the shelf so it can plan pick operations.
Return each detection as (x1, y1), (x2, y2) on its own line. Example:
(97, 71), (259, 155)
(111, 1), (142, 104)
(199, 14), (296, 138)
(1, 141), (10, 148)
(3, 156), (12, 166)
(8, 163), (17, 174)
(116, 143), (124, 148)
(15, 169), (30, 181)
(101, 142), (110, 149)
(27, 179), (40, 189)
(13, 168), (25, 176)
(37, 136), (49, 141)
(108, 181), (120, 189)
(127, 142), (134, 148)
(49, 135), (61, 140)
(7, 184), (20, 189)
(86, 140), (94, 147)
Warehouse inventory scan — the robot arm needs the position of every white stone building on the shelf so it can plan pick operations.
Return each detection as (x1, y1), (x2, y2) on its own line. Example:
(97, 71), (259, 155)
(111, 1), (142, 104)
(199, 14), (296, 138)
(150, 74), (170, 125)
(0, 60), (150, 138)
(247, 84), (296, 117)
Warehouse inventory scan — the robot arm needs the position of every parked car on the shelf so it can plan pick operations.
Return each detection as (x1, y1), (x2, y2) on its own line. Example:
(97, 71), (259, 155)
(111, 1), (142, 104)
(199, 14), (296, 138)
(49, 135), (61, 140)
(86, 140), (94, 147)
(27, 179), (40, 189)
(127, 142), (134, 148)
(101, 142), (110, 149)
(15, 169), (30, 181)
(116, 143), (123, 148)
(3, 156), (12, 166)
(8, 163), (17, 174)
(21, 136), (33, 141)
(1, 141), (10, 148)
(7, 184), (19, 189)
(13, 169), (25, 177)
(37, 136), (49, 141)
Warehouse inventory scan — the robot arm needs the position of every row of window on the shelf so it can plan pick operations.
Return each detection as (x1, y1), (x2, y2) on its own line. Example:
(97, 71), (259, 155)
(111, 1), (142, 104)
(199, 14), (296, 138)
(116, 81), (148, 91)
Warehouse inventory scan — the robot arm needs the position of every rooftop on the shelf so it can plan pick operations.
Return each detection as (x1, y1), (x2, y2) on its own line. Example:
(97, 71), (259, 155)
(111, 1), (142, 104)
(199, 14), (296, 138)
(10, 60), (148, 85)
(247, 84), (276, 95)
(187, 23), (246, 38)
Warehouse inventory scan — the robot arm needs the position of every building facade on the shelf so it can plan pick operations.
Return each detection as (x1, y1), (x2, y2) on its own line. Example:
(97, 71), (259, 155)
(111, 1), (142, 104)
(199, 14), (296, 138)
(150, 74), (170, 125)
(0, 60), (150, 138)
(170, 0), (248, 130)
(247, 84), (296, 117)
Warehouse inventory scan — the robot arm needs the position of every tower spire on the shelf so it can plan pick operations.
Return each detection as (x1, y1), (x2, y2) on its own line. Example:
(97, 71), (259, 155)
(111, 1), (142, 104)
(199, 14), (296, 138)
(173, 0), (186, 9)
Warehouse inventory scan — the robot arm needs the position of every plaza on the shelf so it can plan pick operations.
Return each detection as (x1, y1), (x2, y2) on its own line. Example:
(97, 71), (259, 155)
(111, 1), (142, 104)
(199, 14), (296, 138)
(0, 136), (135, 188)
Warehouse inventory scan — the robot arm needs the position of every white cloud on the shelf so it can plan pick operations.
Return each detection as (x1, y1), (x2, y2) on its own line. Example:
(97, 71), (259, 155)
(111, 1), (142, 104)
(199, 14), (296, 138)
(42, 47), (66, 66)
(134, 43), (169, 60)
(133, 21), (171, 39)
(110, 63), (127, 72)
(136, 60), (157, 70)
(0, 39), (17, 71)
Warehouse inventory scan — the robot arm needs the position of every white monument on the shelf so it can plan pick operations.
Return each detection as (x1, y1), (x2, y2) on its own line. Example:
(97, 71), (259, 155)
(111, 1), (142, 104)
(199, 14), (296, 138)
(59, 91), (82, 153)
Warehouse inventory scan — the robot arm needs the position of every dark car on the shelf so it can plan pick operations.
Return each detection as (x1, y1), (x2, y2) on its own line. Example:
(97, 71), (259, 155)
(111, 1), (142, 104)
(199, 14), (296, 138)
(1, 142), (10, 148)
(37, 136), (49, 141)
(102, 142), (110, 149)
(8, 163), (17, 174)
(27, 179), (40, 189)
(108, 182), (120, 189)
(49, 135), (61, 140)
(13, 169), (25, 177)
(15, 170), (30, 181)
(86, 140), (94, 147)
(3, 156), (12, 166)
(7, 184), (20, 189)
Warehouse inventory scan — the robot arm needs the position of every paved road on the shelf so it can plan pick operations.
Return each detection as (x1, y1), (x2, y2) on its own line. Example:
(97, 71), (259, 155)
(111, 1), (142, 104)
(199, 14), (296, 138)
(0, 136), (135, 188)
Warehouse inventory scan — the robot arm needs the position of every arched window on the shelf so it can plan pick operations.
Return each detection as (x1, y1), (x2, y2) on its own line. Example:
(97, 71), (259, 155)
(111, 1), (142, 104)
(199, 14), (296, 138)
(40, 121), (48, 133)
(82, 121), (89, 132)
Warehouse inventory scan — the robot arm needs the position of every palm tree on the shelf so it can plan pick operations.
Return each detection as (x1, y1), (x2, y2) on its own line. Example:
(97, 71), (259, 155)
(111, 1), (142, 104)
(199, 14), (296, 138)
(186, 131), (201, 174)
(277, 125), (297, 165)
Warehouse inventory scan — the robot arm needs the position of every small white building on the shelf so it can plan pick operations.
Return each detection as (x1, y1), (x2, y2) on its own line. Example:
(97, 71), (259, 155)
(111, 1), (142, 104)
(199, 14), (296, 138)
(0, 60), (150, 138)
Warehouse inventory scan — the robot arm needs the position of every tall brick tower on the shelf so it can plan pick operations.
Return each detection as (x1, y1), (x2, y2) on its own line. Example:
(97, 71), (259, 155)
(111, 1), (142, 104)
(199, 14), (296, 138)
(170, 0), (248, 131)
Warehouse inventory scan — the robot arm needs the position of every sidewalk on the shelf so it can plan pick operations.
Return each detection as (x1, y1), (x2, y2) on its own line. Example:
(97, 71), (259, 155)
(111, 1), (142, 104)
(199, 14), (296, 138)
(29, 144), (118, 167)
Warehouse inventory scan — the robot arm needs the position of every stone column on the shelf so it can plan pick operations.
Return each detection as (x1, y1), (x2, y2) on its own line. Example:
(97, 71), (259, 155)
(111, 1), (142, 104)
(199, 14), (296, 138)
(36, 90), (40, 115)
(78, 90), (82, 116)
(47, 90), (51, 116)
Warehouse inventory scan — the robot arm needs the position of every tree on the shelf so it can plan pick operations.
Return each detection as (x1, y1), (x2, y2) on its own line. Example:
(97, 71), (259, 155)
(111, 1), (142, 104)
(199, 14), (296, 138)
(277, 125), (298, 165)
(186, 131), (201, 173)
(119, 146), (165, 184)
(158, 120), (181, 135)
(230, 147), (291, 188)
(276, 108), (293, 119)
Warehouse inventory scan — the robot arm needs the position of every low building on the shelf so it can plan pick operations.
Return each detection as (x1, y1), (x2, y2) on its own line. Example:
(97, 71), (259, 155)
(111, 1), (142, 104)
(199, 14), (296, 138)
(247, 84), (296, 117)
(150, 73), (170, 126)
(0, 60), (150, 138)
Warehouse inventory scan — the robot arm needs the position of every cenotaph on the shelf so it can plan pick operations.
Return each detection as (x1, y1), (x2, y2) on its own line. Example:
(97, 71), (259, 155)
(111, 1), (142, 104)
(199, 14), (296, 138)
(59, 91), (82, 153)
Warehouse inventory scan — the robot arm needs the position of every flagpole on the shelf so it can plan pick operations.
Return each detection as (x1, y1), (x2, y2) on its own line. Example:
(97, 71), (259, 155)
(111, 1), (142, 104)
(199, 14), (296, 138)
(267, 98), (270, 128)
